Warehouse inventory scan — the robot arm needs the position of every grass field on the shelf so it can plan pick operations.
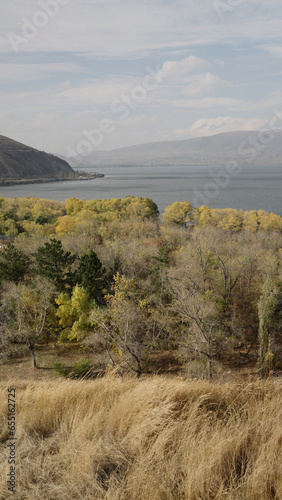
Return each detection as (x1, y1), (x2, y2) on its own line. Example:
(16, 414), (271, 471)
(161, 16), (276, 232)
(0, 376), (281, 499)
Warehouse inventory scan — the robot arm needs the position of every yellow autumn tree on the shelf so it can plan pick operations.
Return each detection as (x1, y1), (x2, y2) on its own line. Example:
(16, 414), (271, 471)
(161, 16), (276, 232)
(56, 285), (92, 341)
(65, 197), (84, 216)
(56, 215), (76, 236)
(162, 201), (194, 227)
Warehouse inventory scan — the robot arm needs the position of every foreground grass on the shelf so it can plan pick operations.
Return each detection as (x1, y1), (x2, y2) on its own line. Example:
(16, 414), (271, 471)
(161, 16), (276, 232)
(0, 377), (281, 500)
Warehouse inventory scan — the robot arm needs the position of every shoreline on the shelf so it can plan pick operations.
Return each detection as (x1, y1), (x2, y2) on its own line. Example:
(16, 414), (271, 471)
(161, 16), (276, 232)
(0, 173), (104, 187)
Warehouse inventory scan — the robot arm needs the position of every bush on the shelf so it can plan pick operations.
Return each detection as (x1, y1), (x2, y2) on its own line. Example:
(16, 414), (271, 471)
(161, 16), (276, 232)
(53, 361), (71, 377)
(53, 359), (93, 378)
(72, 358), (92, 377)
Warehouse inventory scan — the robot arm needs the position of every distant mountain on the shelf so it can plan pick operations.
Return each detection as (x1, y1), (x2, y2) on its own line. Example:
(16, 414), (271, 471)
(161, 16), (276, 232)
(63, 131), (282, 168)
(0, 135), (73, 179)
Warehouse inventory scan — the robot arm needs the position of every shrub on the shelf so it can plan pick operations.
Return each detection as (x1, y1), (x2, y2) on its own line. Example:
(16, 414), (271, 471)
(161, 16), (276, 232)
(72, 358), (92, 377)
(53, 361), (71, 377)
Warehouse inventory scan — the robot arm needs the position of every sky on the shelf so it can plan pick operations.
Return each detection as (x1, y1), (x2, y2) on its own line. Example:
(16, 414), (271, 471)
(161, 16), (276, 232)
(0, 0), (282, 156)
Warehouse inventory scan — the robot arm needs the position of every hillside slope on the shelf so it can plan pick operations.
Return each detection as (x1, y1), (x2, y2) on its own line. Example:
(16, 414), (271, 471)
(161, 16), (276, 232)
(0, 135), (73, 179)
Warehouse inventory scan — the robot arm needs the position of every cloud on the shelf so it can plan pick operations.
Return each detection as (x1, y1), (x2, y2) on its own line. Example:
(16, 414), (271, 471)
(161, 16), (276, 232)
(57, 78), (135, 106)
(0, 63), (82, 83)
(258, 45), (282, 57)
(173, 97), (244, 110)
(1, 0), (281, 58)
(181, 72), (229, 97)
(34, 56), (208, 108)
(156, 56), (207, 81)
(185, 116), (270, 137)
(1, 0), (282, 153)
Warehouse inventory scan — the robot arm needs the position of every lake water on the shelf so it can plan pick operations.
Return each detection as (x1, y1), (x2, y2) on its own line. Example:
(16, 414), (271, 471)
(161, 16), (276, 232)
(1, 165), (281, 215)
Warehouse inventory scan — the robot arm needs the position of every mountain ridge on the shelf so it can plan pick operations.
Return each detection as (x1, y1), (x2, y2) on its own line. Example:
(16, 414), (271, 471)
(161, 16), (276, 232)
(62, 130), (282, 168)
(0, 135), (73, 179)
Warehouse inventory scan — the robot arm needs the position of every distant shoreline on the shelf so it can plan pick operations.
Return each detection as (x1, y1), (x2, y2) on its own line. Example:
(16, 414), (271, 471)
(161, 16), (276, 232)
(0, 172), (104, 187)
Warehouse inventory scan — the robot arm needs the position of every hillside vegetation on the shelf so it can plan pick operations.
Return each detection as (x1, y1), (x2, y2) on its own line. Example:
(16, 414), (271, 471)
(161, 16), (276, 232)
(0, 196), (281, 499)
(0, 196), (281, 379)
(0, 377), (281, 499)
(0, 135), (73, 179)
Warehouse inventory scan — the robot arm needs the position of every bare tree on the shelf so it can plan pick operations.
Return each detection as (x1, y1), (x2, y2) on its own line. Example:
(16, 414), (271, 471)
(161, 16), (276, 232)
(1, 278), (55, 368)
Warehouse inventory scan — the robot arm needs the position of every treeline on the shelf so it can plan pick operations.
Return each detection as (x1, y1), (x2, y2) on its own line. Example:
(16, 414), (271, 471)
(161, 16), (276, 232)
(0, 196), (281, 378)
(0, 196), (282, 238)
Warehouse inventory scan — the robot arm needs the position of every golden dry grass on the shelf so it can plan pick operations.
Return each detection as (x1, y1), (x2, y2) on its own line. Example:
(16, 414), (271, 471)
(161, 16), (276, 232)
(0, 376), (281, 500)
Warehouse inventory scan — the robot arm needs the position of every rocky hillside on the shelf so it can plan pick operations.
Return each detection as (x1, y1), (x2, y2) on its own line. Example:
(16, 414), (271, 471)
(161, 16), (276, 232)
(0, 135), (73, 179)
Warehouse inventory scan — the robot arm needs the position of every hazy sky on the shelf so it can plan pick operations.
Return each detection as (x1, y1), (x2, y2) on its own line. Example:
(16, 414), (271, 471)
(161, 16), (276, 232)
(1, 0), (282, 155)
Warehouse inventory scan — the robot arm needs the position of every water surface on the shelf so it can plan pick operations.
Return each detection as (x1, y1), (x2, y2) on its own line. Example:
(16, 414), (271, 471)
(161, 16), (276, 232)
(1, 165), (281, 214)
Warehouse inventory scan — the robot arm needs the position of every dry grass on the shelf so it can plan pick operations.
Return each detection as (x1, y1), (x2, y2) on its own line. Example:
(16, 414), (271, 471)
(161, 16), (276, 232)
(0, 376), (281, 500)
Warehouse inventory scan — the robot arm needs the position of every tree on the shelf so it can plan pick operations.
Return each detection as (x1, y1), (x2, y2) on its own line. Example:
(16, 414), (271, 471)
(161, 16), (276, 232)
(257, 277), (280, 377)
(83, 196), (159, 222)
(34, 238), (77, 292)
(152, 242), (171, 294)
(128, 197), (159, 219)
(153, 243), (170, 273)
(31, 199), (65, 223)
(0, 244), (30, 284)
(1, 278), (55, 368)
(55, 215), (76, 236)
(91, 273), (159, 377)
(162, 201), (194, 227)
(169, 277), (229, 379)
(65, 197), (84, 216)
(76, 250), (106, 302)
(56, 285), (93, 342)
(166, 230), (235, 378)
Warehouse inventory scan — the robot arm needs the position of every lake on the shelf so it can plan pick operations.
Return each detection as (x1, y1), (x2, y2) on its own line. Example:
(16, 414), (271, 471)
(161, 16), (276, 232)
(0, 165), (281, 214)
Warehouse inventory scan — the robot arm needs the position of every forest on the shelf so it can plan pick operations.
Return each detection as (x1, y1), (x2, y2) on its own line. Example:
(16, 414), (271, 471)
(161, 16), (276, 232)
(0, 195), (281, 379)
